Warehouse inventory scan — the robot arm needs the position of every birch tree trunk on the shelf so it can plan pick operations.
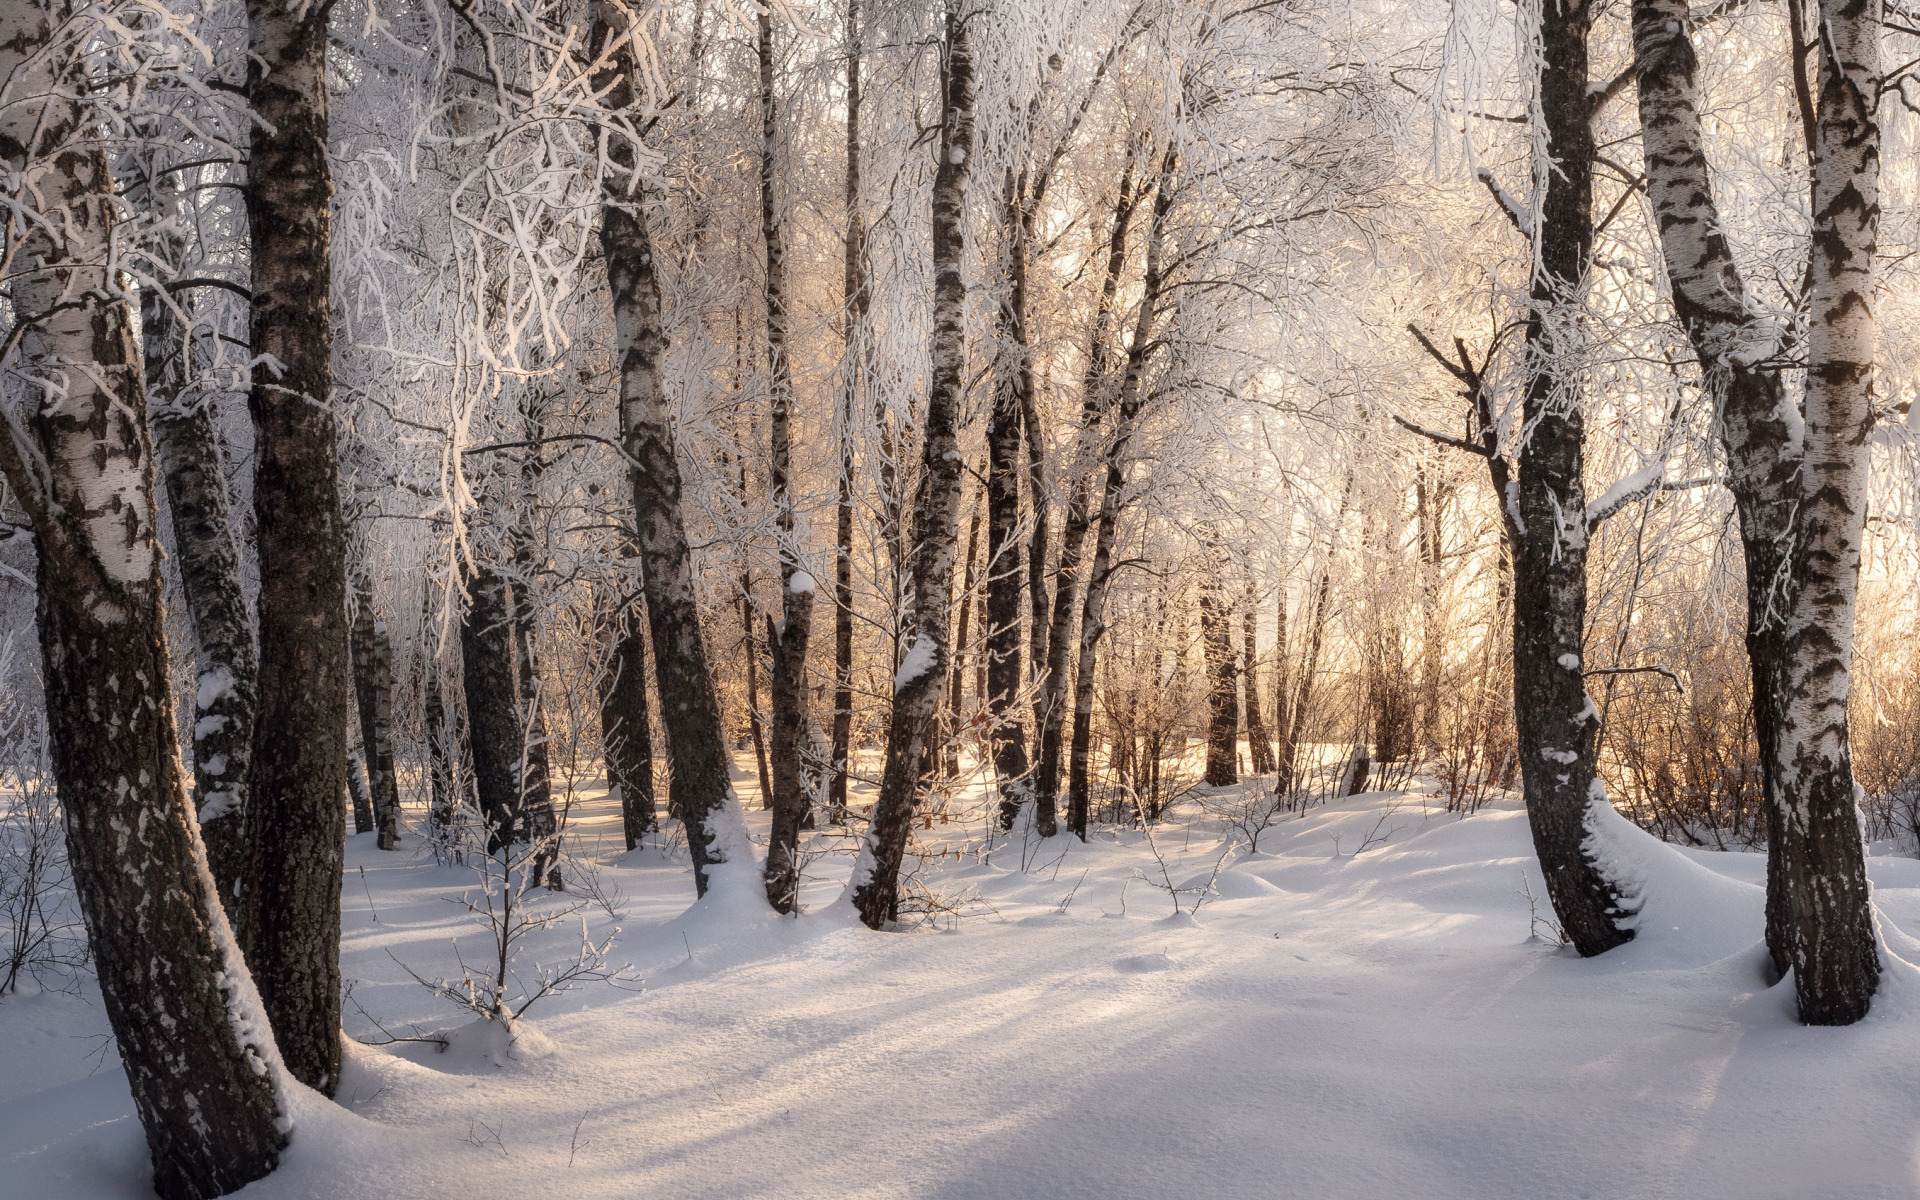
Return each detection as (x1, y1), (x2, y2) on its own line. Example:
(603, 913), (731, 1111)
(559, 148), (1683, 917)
(462, 565), (522, 853)
(849, 7), (974, 928)
(1505, 0), (1634, 957)
(1064, 146), (1175, 839)
(1630, 0), (1811, 984)
(1770, 0), (1882, 1024)
(830, 0), (867, 822)
(424, 602), (456, 837)
(1201, 582), (1239, 787)
(1243, 576), (1275, 774)
(346, 749), (372, 835)
(985, 167), (1036, 828)
(239, 0), (349, 1093)
(350, 573), (402, 850)
(947, 501), (982, 777)
(511, 559), (559, 889)
(761, 2), (816, 912)
(1027, 160), (1140, 832)
(592, 0), (754, 899)
(0, 10), (286, 1186)
(143, 288), (257, 907)
(599, 593), (656, 850)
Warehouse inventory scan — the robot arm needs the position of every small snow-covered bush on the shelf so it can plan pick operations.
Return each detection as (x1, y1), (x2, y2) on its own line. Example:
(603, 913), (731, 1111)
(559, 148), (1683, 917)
(0, 698), (86, 996)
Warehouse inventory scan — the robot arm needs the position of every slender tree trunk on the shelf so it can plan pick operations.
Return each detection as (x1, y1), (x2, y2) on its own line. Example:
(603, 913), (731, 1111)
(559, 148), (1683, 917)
(738, 564), (773, 806)
(1032, 481), (1092, 834)
(143, 289), (257, 908)
(986, 176), (1035, 823)
(849, 8), (973, 928)
(830, 0), (867, 823)
(1028, 160), (1142, 832)
(510, 571), (559, 888)
(0, 14), (287, 1183)
(1201, 581), (1239, 787)
(946, 499), (982, 777)
(1769, 0), (1881, 1023)
(346, 749), (372, 835)
(592, 0), (757, 899)
(424, 590), (456, 838)
(1243, 575), (1275, 774)
(350, 573), (402, 850)
(599, 592), (656, 850)
(1063, 146), (1175, 840)
(1272, 586), (1291, 777)
(1506, 0), (1634, 958)
(760, 3), (816, 912)
(1414, 470), (1444, 758)
(1277, 559), (1332, 795)
(462, 565), (522, 853)
(1024, 398), (1051, 714)
(240, 0), (349, 1092)
(1630, 0), (1808, 984)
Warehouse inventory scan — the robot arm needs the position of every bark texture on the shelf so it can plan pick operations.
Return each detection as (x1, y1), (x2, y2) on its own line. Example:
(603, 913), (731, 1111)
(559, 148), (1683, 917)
(1505, 0), (1634, 958)
(850, 8), (974, 928)
(1630, 0), (1801, 978)
(1026, 159), (1140, 832)
(1770, 0), (1882, 1024)
(830, 0), (867, 822)
(593, 1), (748, 897)
(350, 576), (402, 850)
(1064, 146), (1175, 839)
(985, 175), (1034, 825)
(1242, 578), (1275, 774)
(761, 2), (816, 912)
(599, 596), (656, 850)
(1201, 582), (1240, 787)
(462, 565), (523, 852)
(239, 0), (349, 1093)
(143, 290), (257, 907)
(0, 13), (287, 1186)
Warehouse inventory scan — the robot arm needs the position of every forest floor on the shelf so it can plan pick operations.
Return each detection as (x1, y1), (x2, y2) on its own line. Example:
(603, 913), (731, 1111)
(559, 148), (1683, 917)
(9, 759), (1920, 1199)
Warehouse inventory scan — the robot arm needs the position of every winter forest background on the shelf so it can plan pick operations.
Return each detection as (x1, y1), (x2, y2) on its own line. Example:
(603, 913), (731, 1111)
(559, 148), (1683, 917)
(7, 0), (1920, 1195)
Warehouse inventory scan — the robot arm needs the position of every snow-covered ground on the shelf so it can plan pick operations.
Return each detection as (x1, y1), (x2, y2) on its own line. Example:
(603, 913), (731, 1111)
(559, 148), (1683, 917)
(10, 762), (1920, 1199)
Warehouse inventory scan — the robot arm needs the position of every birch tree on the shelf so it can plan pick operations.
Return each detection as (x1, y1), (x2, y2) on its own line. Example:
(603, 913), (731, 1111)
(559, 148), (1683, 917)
(238, 0), (351, 1091)
(0, 4), (287, 1193)
(849, 2), (975, 928)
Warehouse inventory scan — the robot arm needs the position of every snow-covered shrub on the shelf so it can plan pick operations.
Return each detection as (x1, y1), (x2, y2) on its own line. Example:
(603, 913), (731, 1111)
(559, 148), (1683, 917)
(0, 693), (86, 996)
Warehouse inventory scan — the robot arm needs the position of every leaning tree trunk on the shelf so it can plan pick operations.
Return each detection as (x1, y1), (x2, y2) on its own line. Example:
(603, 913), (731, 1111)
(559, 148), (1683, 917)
(239, 0), (349, 1094)
(143, 288), (258, 909)
(350, 572), (402, 850)
(1630, 0), (1809, 984)
(0, 11), (287, 1185)
(1200, 581), (1240, 787)
(1064, 145), (1175, 839)
(760, 1), (817, 913)
(848, 8), (974, 929)
(592, 0), (757, 900)
(599, 591), (657, 850)
(1767, 0), (1882, 1024)
(462, 564), (523, 853)
(830, 0), (867, 823)
(1027, 159), (1142, 833)
(1505, 0), (1634, 958)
